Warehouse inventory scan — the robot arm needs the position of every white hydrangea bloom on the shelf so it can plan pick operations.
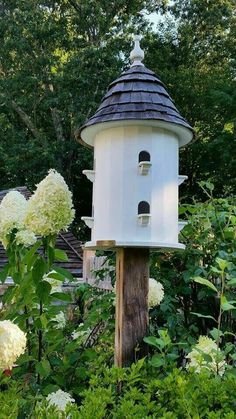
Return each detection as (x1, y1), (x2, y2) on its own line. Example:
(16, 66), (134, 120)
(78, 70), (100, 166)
(25, 169), (75, 237)
(71, 323), (91, 342)
(15, 229), (37, 247)
(71, 322), (84, 340)
(148, 278), (164, 309)
(46, 389), (75, 411)
(0, 191), (28, 246)
(43, 271), (63, 294)
(53, 311), (66, 329)
(0, 320), (27, 370)
(186, 336), (226, 376)
(71, 330), (82, 340)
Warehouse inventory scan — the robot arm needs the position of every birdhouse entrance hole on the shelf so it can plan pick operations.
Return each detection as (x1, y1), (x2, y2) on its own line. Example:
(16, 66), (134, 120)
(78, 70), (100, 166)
(139, 151), (150, 162)
(138, 201), (151, 226)
(138, 150), (152, 175)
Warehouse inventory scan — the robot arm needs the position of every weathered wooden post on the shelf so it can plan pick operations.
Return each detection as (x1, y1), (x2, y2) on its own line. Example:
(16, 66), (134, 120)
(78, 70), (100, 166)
(115, 248), (149, 366)
(76, 35), (193, 366)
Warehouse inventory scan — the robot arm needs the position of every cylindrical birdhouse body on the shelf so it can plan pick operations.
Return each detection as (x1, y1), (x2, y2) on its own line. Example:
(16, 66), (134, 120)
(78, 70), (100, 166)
(87, 124), (182, 249)
(77, 38), (194, 250)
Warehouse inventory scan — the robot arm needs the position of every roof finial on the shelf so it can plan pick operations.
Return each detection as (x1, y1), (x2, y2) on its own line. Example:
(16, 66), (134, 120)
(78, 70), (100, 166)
(130, 34), (144, 67)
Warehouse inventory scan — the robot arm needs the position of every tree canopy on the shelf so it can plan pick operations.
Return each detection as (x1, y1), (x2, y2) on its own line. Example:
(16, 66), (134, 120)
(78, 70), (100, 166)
(0, 0), (235, 237)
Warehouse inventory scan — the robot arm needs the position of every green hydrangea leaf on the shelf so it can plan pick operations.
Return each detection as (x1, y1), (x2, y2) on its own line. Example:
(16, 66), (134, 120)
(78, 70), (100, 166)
(192, 276), (218, 292)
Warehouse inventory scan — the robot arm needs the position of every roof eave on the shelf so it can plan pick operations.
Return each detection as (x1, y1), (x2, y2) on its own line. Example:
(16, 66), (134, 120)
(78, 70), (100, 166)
(77, 118), (194, 148)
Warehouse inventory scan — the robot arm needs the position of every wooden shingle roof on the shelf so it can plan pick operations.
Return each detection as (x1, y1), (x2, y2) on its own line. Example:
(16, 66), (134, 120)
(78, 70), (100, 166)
(77, 64), (193, 142)
(0, 187), (83, 277)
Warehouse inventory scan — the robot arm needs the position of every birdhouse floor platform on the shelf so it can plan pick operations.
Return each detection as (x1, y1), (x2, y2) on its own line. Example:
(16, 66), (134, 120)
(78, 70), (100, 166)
(83, 240), (185, 251)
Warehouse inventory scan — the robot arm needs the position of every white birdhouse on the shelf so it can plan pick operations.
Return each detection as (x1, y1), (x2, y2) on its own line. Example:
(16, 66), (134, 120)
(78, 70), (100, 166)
(76, 36), (194, 250)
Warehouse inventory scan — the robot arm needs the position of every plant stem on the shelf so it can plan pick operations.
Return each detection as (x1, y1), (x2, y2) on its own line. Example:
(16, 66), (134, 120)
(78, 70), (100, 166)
(37, 300), (43, 384)
(24, 306), (33, 372)
(217, 271), (225, 348)
(216, 271), (225, 375)
(214, 204), (225, 242)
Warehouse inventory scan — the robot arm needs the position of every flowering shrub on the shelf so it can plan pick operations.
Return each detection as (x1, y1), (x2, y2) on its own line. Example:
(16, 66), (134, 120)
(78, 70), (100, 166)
(148, 278), (164, 308)
(186, 336), (226, 376)
(0, 170), (76, 391)
(0, 320), (26, 370)
(25, 169), (75, 236)
(150, 194), (236, 348)
(62, 363), (236, 419)
(0, 177), (235, 418)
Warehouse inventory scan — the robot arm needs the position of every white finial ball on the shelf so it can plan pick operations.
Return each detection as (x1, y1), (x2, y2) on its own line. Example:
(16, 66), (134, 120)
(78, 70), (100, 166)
(130, 34), (144, 67)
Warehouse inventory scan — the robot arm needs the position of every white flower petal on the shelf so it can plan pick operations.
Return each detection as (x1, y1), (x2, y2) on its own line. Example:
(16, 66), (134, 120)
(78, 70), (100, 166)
(46, 389), (75, 411)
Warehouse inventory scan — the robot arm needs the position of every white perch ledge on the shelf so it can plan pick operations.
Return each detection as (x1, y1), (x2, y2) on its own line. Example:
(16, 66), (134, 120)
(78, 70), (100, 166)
(178, 175), (188, 186)
(138, 214), (151, 226)
(81, 216), (94, 229)
(138, 161), (152, 175)
(178, 220), (188, 233)
(82, 170), (95, 182)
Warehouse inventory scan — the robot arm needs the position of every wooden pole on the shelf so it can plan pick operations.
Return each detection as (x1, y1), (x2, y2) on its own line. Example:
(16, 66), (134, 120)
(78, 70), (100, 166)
(115, 248), (149, 367)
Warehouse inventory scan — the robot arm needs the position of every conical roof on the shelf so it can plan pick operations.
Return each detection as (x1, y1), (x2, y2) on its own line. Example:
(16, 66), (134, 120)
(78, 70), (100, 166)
(76, 38), (194, 147)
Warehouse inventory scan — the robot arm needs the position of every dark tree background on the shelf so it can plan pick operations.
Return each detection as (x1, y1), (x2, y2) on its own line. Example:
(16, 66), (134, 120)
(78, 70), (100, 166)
(0, 0), (235, 239)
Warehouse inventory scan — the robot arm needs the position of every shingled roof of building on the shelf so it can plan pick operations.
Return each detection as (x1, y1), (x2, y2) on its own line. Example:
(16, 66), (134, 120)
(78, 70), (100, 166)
(0, 187), (83, 278)
(77, 64), (193, 143)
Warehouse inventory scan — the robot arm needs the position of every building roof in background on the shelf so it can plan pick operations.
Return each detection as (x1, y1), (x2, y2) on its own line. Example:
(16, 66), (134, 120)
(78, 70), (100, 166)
(0, 187), (83, 277)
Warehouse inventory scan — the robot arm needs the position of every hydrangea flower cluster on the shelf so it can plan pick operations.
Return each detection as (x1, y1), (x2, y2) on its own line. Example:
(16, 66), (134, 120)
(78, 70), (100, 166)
(46, 389), (75, 411)
(15, 229), (37, 247)
(186, 336), (226, 376)
(25, 169), (75, 237)
(148, 278), (164, 308)
(0, 320), (27, 370)
(53, 311), (66, 330)
(0, 191), (29, 247)
(71, 323), (91, 343)
(0, 170), (74, 249)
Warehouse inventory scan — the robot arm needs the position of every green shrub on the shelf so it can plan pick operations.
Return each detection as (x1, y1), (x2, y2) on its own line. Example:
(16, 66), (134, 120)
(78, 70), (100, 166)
(0, 385), (20, 419)
(75, 362), (236, 418)
(150, 194), (236, 348)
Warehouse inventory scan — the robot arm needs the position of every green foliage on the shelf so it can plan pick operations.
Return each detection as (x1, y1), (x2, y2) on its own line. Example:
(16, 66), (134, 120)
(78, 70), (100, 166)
(66, 363), (236, 418)
(0, 0), (235, 239)
(145, 0), (236, 199)
(0, 191), (236, 416)
(2, 362), (236, 418)
(0, 383), (20, 419)
(0, 214), (114, 397)
(149, 194), (236, 352)
(144, 329), (182, 371)
(32, 401), (80, 419)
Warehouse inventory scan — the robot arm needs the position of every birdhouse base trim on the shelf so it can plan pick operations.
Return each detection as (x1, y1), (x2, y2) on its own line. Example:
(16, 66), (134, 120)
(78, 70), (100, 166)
(83, 240), (185, 251)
